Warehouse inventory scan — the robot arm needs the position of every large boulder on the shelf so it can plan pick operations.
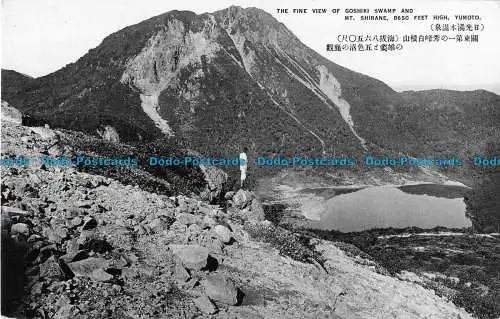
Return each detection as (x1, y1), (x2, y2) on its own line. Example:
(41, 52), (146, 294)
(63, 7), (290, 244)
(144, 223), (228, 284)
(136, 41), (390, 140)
(194, 295), (217, 314)
(233, 190), (254, 209)
(11, 223), (30, 237)
(169, 244), (209, 270)
(202, 273), (239, 305)
(67, 257), (110, 278)
(90, 268), (114, 282)
(199, 165), (228, 202)
(213, 225), (232, 244)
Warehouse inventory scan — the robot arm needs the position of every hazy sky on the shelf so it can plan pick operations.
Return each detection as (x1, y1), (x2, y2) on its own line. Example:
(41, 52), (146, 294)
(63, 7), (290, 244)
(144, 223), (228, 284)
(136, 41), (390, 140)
(2, 0), (500, 93)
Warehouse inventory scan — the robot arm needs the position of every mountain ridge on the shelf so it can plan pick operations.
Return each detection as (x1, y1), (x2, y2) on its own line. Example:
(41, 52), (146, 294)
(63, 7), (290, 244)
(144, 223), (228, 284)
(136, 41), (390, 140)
(1, 6), (499, 182)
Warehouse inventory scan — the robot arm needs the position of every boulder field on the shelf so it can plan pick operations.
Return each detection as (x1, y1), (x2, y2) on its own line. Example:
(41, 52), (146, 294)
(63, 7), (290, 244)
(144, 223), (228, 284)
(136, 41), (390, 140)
(1, 113), (473, 318)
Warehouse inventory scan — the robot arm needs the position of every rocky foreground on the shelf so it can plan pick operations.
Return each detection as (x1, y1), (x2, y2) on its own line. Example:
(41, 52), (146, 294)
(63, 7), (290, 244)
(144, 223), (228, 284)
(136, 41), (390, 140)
(1, 116), (474, 318)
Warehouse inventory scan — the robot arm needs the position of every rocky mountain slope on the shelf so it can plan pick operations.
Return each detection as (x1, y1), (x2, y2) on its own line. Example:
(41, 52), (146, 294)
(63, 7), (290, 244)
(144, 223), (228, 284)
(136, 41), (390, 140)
(3, 6), (498, 169)
(1, 108), (476, 318)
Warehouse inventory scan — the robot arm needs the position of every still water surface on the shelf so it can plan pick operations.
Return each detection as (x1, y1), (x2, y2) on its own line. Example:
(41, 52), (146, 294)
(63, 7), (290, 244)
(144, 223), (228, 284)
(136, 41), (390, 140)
(318, 184), (471, 232)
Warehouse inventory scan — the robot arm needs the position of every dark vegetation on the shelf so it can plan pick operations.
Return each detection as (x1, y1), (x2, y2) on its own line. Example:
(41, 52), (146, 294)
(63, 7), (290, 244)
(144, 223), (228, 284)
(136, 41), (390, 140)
(244, 222), (325, 268)
(464, 139), (500, 233)
(398, 184), (469, 199)
(263, 204), (286, 224)
(394, 90), (500, 183)
(58, 130), (207, 196)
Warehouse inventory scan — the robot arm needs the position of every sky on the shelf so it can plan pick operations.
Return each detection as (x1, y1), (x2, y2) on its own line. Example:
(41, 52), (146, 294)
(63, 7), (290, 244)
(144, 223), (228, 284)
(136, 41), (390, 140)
(2, 0), (500, 94)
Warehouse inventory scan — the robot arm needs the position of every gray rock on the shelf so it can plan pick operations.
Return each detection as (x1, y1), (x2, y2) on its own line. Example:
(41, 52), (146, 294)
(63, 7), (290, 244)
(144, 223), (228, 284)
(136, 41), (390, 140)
(227, 307), (264, 319)
(203, 216), (217, 228)
(187, 224), (203, 240)
(47, 144), (63, 156)
(70, 217), (83, 228)
(148, 218), (165, 233)
(233, 190), (253, 209)
(250, 198), (266, 221)
(1, 205), (30, 216)
(30, 126), (57, 141)
(90, 268), (114, 282)
(198, 231), (224, 254)
(104, 225), (135, 251)
(67, 257), (110, 278)
(177, 199), (189, 213)
(76, 230), (97, 247)
(174, 262), (190, 283)
(39, 256), (66, 280)
(182, 277), (199, 290)
(11, 223), (30, 236)
(65, 238), (80, 253)
(176, 213), (202, 226)
(53, 304), (76, 319)
(59, 250), (87, 263)
(176, 196), (198, 213)
(31, 282), (44, 295)
(97, 125), (120, 143)
(169, 244), (209, 270)
(202, 273), (239, 305)
(213, 225), (232, 244)
(45, 227), (68, 244)
(198, 165), (228, 202)
(194, 295), (217, 314)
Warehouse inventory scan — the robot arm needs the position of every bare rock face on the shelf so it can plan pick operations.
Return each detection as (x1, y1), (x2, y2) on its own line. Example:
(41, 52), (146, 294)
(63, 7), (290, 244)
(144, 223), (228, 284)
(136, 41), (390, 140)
(1, 101), (22, 124)
(120, 15), (223, 137)
(202, 273), (239, 305)
(169, 244), (209, 270)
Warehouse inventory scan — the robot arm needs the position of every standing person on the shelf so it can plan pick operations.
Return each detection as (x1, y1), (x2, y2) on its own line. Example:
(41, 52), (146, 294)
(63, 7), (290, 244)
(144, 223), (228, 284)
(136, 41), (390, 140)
(239, 147), (248, 188)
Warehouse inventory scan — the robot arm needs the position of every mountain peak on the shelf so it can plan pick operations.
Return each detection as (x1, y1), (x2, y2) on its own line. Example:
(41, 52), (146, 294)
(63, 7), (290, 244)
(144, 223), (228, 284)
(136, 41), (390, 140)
(2, 6), (497, 172)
